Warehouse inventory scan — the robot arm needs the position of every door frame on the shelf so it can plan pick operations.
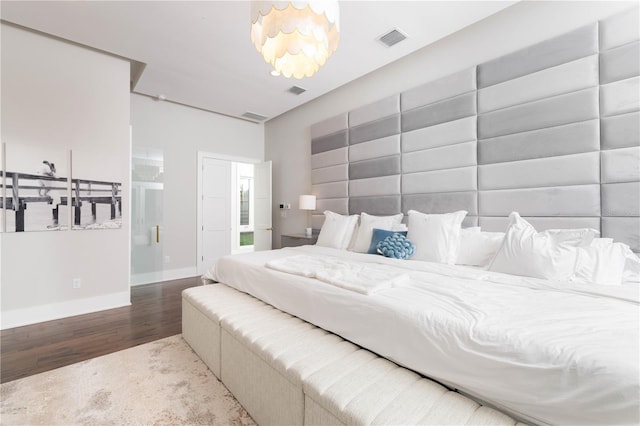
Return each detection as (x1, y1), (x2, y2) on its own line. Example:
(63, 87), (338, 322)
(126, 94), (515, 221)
(196, 151), (262, 275)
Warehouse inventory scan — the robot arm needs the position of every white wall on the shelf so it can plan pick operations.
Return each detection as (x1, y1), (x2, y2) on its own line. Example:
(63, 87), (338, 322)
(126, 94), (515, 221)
(130, 94), (264, 283)
(0, 23), (131, 328)
(265, 1), (635, 248)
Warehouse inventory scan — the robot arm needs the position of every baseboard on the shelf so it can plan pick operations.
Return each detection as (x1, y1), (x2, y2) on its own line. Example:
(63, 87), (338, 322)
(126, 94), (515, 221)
(130, 266), (198, 287)
(0, 291), (131, 330)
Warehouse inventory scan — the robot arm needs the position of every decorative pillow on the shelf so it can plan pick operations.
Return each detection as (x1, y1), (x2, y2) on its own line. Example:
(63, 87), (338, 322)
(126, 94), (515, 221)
(489, 212), (581, 281)
(351, 213), (403, 253)
(377, 234), (415, 260)
(406, 210), (467, 264)
(368, 228), (408, 254)
(456, 228), (505, 267)
(315, 211), (359, 250)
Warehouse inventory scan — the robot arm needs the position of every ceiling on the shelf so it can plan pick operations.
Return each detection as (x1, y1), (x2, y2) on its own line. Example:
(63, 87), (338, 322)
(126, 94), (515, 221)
(0, 1), (516, 123)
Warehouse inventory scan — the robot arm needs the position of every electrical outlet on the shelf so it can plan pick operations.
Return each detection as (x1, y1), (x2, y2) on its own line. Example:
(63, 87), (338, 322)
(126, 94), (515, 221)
(72, 278), (81, 289)
(164, 255), (171, 264)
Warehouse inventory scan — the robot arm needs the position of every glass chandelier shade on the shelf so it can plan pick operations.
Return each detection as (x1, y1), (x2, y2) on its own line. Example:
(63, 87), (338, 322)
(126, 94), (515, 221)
(251, 1), (340, 79)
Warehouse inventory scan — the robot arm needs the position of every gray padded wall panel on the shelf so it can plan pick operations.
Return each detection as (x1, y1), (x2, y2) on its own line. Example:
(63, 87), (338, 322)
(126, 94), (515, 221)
(402, 116), (476, 153)
(601, 112), (640, 150)
(402, 141), (476, 173)
(402, 92), (476, 133)
(479, 152), (600, 190)
(349, 115), (401, 145)
(479, 185), (601, 217)
(311, 147), (348, 169)
(602, 182), (640, 216)
(478, 120), (600, 164)
(599, 41), (640, 84)
(600, 76), (640, 117)
(601, 146), (640, 183)
(349, 156), (401, 180)
(402, 167), (476, 194)
(403, 192), (478, 216)
(311, 130), (348, 154)
(477, 23), (598, 88)
(599, 6), (640, 250)
(478, 87), (599, 139)
(349, 175), (401, 198)
(311, 113), (350, 219)
(349, 196), (401, 216)
(349, 135), (400, 162)
(311, 164), (349, 185)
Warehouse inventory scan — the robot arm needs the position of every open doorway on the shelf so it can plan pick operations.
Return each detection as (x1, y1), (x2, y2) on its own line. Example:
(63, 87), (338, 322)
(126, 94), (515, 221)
(232, 162), (255, 254)
(196, 152), (271, 275)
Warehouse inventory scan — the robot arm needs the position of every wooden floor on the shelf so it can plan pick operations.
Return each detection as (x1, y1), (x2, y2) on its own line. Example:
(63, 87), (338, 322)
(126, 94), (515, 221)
(0, 276), (201, 384)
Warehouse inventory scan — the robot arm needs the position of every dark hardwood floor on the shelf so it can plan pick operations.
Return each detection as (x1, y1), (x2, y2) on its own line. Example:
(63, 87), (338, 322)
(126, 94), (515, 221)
(0, 276), (201, 384)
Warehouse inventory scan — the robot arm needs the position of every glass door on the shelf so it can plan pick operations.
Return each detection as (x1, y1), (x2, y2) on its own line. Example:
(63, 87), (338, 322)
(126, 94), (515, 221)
(131, 147), (164, 285)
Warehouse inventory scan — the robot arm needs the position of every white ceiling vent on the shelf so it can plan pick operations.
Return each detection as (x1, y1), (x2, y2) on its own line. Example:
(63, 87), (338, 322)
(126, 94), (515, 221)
(288, 86), (307, 95)
(241, 111), (268, 121)
(378, 29), (407, 47)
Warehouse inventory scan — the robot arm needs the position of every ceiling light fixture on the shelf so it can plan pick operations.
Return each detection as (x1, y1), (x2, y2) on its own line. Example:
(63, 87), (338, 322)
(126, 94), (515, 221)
(250, 1), (340, 79)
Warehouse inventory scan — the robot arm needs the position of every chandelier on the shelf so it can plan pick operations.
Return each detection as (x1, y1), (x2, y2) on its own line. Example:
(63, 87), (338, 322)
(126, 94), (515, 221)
(250, 1), (340, 79)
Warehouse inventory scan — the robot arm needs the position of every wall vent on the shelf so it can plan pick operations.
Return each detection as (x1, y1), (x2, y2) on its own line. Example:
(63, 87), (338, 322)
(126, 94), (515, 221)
(241, 111), (268, 121)
(288, 85), (307, 95)
(378, 29), (407, 47)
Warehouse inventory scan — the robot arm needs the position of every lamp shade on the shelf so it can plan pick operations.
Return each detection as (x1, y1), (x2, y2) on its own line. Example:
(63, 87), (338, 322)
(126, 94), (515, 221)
(250, 1), (340, 79)
(299, 194), (316, 210)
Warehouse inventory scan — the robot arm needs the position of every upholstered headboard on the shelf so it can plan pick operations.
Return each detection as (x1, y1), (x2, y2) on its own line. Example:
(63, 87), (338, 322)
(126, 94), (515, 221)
(310, 6), (639, 252)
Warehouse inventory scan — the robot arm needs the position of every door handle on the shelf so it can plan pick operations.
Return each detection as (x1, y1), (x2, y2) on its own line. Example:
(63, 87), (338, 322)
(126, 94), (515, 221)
(156, 225), (160, 243)
(266, 227), (273, 231)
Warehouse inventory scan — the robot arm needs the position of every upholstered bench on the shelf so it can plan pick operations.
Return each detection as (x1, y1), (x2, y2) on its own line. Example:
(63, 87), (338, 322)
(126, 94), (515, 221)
(182, 285), (524, 425)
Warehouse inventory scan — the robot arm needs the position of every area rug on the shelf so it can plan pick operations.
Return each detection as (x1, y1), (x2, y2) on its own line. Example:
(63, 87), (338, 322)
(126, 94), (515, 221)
(0, 335), (256, 425)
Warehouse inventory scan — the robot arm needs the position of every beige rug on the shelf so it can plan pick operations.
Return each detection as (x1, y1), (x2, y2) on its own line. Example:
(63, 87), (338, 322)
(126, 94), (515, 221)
(0, 335), (256, 425)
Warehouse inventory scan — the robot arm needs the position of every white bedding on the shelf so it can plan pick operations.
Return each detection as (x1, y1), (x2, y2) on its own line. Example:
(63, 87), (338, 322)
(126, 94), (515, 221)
(206, 246), (640, 426)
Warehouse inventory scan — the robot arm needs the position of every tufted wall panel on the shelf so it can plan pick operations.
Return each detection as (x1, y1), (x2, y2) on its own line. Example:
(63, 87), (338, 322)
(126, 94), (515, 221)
(347, 95), (402, 216)
(599, 7), (640, 252)
(308, 6), (639, 251)
(311, 113), (350, 228)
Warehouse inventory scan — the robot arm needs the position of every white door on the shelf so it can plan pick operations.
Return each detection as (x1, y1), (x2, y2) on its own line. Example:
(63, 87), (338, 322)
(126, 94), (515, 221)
(201, 158), (231, 273)
(253, 161), (272, 251)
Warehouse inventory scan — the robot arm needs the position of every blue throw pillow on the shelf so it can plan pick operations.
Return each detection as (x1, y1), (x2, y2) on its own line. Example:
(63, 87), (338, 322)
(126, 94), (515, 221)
(368, 228), (408, 254)
(377, 233), (416, 260)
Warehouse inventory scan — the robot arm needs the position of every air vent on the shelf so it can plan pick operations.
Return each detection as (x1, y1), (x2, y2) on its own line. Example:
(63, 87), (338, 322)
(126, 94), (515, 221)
(288, 86), (307, 95)
(241, 111), (268, 121)
(378, 29), (407, 47)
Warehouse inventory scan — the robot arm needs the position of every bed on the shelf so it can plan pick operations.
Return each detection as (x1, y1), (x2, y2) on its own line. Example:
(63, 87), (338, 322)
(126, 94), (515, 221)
(204, 242), (639, 426)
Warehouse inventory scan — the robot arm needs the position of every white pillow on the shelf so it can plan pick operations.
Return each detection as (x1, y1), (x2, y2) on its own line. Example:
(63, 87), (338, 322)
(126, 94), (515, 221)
(316, 211), (359, 250)
(572, 243), (627, 286)
(407, 210), (467, 264)
(591, 238), (640, 284)
(456, 228), (505, 267)
(545, 228), (598, 246)
(350, 212), (403, 253)
(489, 212), (580, 281)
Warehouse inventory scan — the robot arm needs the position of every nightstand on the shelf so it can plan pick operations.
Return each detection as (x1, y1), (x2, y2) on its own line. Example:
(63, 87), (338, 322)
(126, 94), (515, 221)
(281, 233), (318, 248)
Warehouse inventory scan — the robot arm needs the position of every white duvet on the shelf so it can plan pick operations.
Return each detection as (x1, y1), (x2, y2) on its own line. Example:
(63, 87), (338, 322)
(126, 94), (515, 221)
(206, 246), (640, 426)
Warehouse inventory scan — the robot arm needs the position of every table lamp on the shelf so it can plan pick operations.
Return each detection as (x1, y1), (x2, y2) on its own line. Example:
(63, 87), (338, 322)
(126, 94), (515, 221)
(298, 195), (316, 236)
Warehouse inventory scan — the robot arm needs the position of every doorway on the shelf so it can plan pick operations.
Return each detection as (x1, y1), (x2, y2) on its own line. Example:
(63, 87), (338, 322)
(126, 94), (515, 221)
(197, 152), (272, 275)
